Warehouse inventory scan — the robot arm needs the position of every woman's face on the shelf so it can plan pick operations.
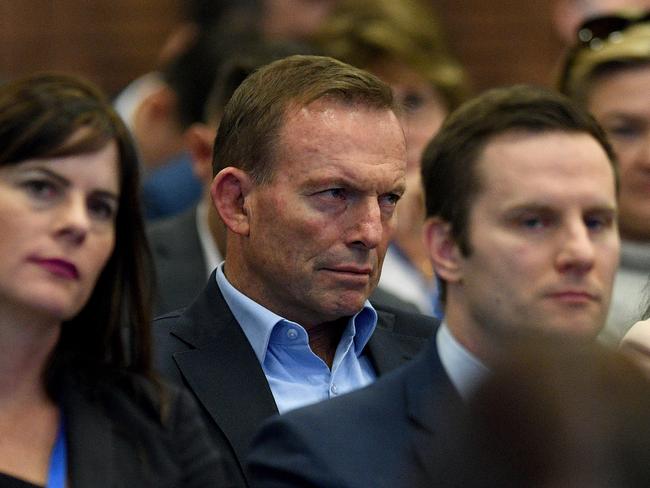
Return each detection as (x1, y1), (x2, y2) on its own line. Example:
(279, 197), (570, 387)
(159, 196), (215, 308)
(587, 65), (650, 242)
(369, 58), (448, 174)
(0, 139), (120, 321)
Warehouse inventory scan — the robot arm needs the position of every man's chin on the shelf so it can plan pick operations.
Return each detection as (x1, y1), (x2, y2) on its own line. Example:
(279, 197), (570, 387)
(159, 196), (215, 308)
(323, 292), (370, 318)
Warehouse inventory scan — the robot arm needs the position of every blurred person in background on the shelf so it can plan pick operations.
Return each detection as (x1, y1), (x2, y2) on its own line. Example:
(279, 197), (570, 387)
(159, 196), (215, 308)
(428, 342), (650, 487)
(560, 10), (650, 344)
(553, 0), (650, 44)
(0, 73), (236, 487)
(619, 291), (650, 373)
(129, 26), (237, 221)
(313, 0), (468, 316)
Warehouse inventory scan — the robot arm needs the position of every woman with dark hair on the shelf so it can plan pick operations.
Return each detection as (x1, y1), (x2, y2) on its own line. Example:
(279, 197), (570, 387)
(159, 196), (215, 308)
(0, 74), (235, 487)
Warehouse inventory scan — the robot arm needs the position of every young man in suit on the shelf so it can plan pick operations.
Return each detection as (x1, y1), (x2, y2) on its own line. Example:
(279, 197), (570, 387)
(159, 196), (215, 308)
(153, 54), (437, 485)
(245, 84), (621, 487)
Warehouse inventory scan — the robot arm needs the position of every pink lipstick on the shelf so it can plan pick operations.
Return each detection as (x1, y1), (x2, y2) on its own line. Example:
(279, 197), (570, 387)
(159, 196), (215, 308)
(30, 258), (79, 280)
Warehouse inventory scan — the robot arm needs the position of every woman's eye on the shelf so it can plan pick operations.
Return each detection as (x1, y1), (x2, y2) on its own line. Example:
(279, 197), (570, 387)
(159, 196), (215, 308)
(606, 124), (643, 140)
(88, 198), (117, 221)
(23, 180), (58, 199)
(402, 93), (425, 112)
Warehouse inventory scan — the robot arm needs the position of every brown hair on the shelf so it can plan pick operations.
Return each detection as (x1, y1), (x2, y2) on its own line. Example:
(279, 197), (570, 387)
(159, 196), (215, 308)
(212, 54), (398, 183)
(0, 73), (154, 396)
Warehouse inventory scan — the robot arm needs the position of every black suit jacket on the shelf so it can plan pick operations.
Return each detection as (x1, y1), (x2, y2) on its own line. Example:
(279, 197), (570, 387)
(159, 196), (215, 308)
(59, 374), (237, 487)
(153, 272), (437, 485)
(147, 207), (207, 316)
(245, 337), (463, 488)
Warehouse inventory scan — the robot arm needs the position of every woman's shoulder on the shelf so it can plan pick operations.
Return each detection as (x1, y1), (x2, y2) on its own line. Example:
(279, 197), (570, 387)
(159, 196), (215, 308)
(62, 372), (237, 487)
(64, 370), (193, 429)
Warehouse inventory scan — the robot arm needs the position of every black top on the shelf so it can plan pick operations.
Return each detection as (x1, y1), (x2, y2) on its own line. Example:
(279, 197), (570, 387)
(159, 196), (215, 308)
(0, 472), (42, 488)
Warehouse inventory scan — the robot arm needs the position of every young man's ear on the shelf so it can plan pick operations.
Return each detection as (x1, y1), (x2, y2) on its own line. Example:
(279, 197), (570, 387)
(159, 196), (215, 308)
(184, 122), (216, 185)
(423, 217), (464, 283)
(210, 167), (254, 236)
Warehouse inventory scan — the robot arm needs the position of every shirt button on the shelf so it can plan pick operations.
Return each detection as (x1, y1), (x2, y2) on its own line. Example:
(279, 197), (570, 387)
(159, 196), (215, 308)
(331, 384), (338, 395)
(286, 328), (298, 340)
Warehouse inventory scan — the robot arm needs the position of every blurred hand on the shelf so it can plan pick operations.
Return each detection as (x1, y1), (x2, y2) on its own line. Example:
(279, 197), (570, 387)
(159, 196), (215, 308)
(620, 318), (650, 378)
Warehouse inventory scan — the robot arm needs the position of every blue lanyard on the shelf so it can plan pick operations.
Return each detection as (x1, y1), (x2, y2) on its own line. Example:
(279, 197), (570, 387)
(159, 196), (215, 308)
(47, 415), (67, 488)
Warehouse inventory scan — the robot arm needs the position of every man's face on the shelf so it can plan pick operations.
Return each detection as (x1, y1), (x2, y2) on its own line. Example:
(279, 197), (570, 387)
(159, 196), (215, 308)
(453, 130), (619, 345)
(239, 99), (406, 327)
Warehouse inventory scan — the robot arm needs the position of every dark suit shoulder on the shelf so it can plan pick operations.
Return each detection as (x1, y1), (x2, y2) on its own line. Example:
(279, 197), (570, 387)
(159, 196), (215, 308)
(146, 207), (196, 242)
(375, 304), (440, 337)
(246, 354), (425, 488)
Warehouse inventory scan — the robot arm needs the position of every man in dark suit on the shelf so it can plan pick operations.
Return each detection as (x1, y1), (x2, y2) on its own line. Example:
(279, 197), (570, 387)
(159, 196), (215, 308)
(153, 54), (437, 485)
(245, 85), (622, 487)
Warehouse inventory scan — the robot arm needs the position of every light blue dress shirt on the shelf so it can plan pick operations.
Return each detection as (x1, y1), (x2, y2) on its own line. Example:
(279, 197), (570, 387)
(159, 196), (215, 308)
(216, 264), (378, 414)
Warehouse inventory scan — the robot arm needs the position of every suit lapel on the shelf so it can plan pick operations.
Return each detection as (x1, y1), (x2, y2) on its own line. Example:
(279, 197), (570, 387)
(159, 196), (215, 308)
(63, 384), (115, 488)
(170, 278), (278, 462)
(404, 339), (464, 483)
(367, 309), (431, 375)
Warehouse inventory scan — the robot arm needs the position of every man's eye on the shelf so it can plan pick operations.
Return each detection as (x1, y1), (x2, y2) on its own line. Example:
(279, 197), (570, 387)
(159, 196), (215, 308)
(585, 215), (612, 231)
(402, 92), (425, 112)
(23, 179), (58, 199)
(520, 216), (546, 229)
(606, 124), (643, 140)
(380, 193), (401, 207)
(320, 188), (346, 200)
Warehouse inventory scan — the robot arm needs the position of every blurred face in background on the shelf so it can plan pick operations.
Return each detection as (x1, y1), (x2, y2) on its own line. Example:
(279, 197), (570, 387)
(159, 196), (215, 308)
(587, 64), (650, 242)
(261, 0), (339, 40)
(370, 58), (448, 173)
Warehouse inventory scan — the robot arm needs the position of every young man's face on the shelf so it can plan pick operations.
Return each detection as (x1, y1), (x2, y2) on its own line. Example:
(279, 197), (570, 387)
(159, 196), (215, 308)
(452, 130), (619, 344)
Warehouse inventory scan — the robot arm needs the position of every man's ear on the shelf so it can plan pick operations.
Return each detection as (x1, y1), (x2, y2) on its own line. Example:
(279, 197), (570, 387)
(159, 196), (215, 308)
(184, 122), (216, 185)
(423, 217), (464, 283)
(210, 167), (254, 236)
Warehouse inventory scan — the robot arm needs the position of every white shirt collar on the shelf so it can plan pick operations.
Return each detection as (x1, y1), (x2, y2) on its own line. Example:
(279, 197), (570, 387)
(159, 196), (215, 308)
(436, 321), (490, 401)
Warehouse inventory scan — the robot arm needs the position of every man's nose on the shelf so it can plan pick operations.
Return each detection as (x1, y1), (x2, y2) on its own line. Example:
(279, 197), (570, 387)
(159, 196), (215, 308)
(555, 219), (596, 275)
(349, 198), (383, 249)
